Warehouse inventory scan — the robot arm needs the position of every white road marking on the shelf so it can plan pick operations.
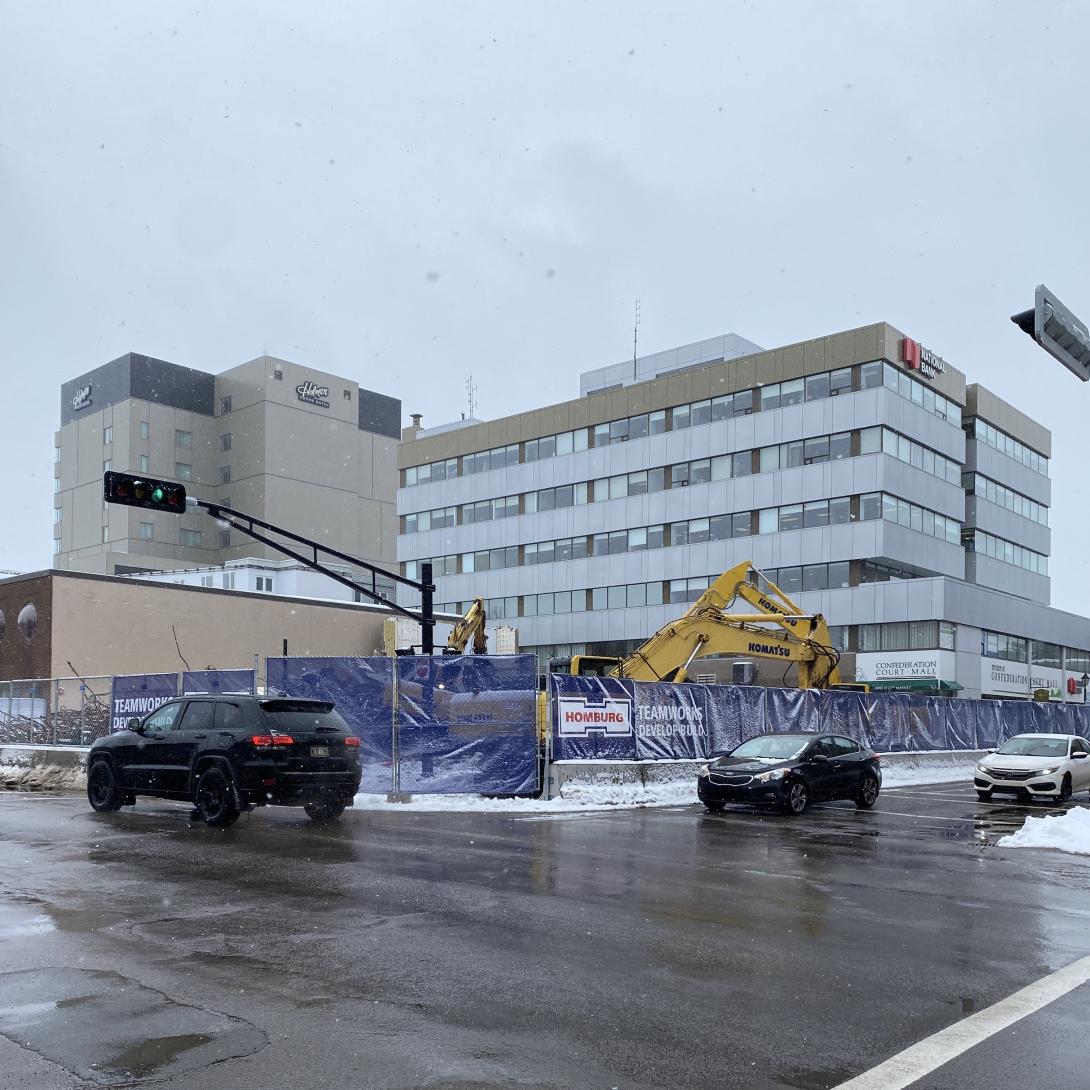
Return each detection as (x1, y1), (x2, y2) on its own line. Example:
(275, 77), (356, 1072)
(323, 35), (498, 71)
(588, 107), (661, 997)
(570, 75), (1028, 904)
(832, 955), (1090, 1090)
(884, 789), (1071, 812)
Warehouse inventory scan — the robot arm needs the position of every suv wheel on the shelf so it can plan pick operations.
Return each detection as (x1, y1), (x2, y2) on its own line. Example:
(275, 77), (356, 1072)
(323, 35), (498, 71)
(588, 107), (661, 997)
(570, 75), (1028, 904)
(194, 767), (241, 827)
(304, 798), (346, 823)
(779, 779), (809, 816)
(87, 760), (124, 812)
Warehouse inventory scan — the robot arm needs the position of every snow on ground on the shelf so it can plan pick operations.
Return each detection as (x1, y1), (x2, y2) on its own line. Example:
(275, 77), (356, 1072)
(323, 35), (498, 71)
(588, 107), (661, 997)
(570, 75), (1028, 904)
(354, 780), (699, 812)
(997, 806), (1090, 855)
(879, 756), (980, 788)
(354, 758), (977, 813)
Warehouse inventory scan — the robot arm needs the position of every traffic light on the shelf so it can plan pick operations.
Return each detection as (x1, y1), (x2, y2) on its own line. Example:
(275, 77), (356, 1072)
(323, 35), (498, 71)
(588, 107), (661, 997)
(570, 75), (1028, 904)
(1011, 284), (1090, 382)
(103, 471), (187, 514)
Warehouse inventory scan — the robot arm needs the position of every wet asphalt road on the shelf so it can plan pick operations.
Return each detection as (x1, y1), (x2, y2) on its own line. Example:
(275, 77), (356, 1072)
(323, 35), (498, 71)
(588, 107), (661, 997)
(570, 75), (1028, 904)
(0, 785), (1088, 1090)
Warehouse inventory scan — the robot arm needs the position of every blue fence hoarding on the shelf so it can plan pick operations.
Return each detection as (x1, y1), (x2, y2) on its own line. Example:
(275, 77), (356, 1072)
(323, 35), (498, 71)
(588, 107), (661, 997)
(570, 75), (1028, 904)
(182, 669), (255, 695)
(110, 673), (177, 732)
(550, 676), (1090, 761)
(266, 654), (539, 795)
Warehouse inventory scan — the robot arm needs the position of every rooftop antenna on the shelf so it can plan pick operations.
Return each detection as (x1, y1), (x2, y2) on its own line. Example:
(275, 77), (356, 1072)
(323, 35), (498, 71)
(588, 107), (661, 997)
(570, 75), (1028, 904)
(466, 374), (478, 419)
(633, 298), (641, 380)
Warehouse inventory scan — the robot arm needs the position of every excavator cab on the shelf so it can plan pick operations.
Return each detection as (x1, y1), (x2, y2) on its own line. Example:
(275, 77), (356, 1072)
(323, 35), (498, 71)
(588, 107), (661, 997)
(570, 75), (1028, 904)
(549, 655), (621, 678)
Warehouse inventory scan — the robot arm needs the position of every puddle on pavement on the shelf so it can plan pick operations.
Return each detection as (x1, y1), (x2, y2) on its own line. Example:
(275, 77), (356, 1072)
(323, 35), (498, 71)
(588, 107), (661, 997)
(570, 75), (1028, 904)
(0, 967), (267, 1084)
(0, 904), (54, 939)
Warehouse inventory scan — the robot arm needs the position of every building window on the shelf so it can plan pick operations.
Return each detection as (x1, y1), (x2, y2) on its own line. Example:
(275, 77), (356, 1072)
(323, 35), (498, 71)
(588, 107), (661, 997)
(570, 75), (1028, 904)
(16, 603), (37, 642)
(221, 572), (235, 590)
(220, 395), (232, 415)
(219, 530), (230, 548)
(181, 528), (202, 547)
(175, 462), (192, 481)
(221, 433), (232, 451)
(255, 576), (273, 592)
(220, 465), (232, 484)
(139, 522), (153, 540)
(103, 458), (111, 473)
(273, 367), (283, 381)
(139, 454), (149, 472)
(200, 575), (214, 588)
(101, 525), (109, 543)
(175, 429), (192, 448)
(140, 420), (149, 440)
(343, 389), (352, 401)
(52, 539), (61, 555)
(103, 426), (112, 445)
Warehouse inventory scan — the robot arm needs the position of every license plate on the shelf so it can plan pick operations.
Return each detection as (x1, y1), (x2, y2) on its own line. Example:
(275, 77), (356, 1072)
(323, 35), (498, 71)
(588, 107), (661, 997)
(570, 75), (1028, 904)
(310, 746), (329, 758)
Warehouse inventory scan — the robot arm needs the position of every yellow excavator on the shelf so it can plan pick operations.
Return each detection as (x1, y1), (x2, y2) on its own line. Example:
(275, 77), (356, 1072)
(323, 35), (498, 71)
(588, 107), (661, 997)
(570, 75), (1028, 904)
(550, 561), (867, 691)
(443, 597), (488, 655)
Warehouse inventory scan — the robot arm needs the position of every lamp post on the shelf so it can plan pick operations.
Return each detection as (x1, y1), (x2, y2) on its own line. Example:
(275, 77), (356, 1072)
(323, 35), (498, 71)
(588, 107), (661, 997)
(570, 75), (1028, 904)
(1082, 673), (1089, 705)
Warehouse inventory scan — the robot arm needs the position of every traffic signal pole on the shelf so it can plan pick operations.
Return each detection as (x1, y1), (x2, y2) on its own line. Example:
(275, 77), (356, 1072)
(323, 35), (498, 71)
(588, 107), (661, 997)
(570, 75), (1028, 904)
(189, 498), (438, 651)
(102, 471), (438, 653)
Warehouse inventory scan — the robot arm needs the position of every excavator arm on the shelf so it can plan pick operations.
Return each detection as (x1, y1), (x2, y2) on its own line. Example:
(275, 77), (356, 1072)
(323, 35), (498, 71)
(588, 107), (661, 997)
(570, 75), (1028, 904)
(567, 562), (845, 688)
(445, 598), (488, 655)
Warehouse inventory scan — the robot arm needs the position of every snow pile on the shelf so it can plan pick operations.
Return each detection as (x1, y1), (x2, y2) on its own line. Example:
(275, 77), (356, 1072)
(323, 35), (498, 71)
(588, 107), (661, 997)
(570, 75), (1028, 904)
(997, 806), (1090, 856)
(0, 764), (86, 792)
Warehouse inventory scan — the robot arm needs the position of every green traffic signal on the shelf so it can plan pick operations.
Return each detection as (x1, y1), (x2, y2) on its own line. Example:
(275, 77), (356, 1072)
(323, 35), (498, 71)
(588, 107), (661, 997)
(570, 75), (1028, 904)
(103, 471), (187, 514)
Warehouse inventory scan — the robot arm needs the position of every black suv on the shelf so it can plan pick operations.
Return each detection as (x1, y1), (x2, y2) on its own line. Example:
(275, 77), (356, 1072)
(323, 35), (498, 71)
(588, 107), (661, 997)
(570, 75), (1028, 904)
(86, 695), (362, 826)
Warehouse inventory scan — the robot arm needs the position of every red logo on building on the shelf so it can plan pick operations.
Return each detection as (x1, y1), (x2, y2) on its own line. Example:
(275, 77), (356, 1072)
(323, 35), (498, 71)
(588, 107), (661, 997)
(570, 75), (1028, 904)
(902, 337), (921, 369)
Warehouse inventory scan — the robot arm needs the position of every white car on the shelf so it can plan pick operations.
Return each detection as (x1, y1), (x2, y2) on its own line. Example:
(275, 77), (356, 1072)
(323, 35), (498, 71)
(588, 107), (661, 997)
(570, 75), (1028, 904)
(975, 733), (1090, 802)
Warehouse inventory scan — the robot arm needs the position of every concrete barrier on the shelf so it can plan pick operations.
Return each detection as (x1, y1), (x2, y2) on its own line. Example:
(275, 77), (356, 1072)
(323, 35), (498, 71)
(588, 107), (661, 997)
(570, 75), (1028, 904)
(549, 750), (985, 800)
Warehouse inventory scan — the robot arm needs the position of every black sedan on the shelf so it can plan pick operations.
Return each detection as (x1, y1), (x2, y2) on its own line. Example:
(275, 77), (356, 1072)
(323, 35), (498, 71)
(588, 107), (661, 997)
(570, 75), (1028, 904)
(87, 694), (362, 826)
(697, 732), (881, 815)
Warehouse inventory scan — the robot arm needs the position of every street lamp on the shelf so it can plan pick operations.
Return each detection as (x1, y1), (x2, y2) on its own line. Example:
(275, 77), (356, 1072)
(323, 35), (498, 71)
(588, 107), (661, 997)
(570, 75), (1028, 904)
(1081, 673), (1089, 705)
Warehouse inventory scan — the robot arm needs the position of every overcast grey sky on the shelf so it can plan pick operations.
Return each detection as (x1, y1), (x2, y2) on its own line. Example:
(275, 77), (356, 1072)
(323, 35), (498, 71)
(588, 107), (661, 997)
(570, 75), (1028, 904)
(2, 2), (1088, 607)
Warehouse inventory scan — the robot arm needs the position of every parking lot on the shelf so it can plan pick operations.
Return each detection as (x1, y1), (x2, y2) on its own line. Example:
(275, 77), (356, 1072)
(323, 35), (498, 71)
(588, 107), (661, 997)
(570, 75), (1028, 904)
(0, 784), (1088, 1089)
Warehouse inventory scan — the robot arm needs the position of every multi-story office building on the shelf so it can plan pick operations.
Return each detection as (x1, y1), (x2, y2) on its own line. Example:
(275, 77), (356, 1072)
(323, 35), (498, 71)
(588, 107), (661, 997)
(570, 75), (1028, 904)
(55, 353), (401, 586)
(396, 322), (1090, 700)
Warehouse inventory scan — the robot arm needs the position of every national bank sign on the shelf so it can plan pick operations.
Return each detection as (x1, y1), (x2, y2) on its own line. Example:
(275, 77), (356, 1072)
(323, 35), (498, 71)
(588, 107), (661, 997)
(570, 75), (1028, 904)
(901, 337), (947, 381)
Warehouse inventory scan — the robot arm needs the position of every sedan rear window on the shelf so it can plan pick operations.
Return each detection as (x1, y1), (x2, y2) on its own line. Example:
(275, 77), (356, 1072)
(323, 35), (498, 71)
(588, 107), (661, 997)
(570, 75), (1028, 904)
(995, 737), (1069, 758)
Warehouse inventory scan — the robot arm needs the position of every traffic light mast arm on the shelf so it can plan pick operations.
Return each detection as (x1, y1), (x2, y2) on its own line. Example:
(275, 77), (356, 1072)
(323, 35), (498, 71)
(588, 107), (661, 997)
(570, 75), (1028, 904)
(188, 498), (438, 653)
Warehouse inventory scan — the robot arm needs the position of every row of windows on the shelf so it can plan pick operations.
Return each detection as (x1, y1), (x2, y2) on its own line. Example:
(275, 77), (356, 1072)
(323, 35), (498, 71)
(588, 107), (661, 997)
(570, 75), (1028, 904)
(404, 431), (964, 533)
(108, 426), (234, 451)
(966, 418), (1048, 475)
(876, 361), (962, 426)
(877, 427), (962, 486)
(971, 531), (1048, 575)
(965, 474), (1048, 525)
(404, 492), (958, 579)
(875, 494), (962, 545)
(858, 621), (957, 653)
(405, 359), (964, 485)
(756, 562), (851, 595)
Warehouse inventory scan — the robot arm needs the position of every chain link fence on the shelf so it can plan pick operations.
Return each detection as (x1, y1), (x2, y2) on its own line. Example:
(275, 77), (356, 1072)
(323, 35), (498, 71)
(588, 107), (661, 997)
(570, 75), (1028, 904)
(0, 677), (113, 746)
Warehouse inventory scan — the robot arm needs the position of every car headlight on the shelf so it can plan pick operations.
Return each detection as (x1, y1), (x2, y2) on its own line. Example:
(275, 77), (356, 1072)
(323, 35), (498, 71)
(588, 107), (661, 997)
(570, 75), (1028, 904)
(976, 763), (991, 774)
(698, 764), (711, 779)
(754, 768), (788, 783)
(1031, 767), (1059, 777)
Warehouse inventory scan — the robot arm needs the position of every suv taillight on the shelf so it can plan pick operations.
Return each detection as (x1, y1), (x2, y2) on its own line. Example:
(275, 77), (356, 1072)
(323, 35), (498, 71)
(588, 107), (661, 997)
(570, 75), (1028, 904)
(344, 736), (360, 748)
(251, 734), (295, 748)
